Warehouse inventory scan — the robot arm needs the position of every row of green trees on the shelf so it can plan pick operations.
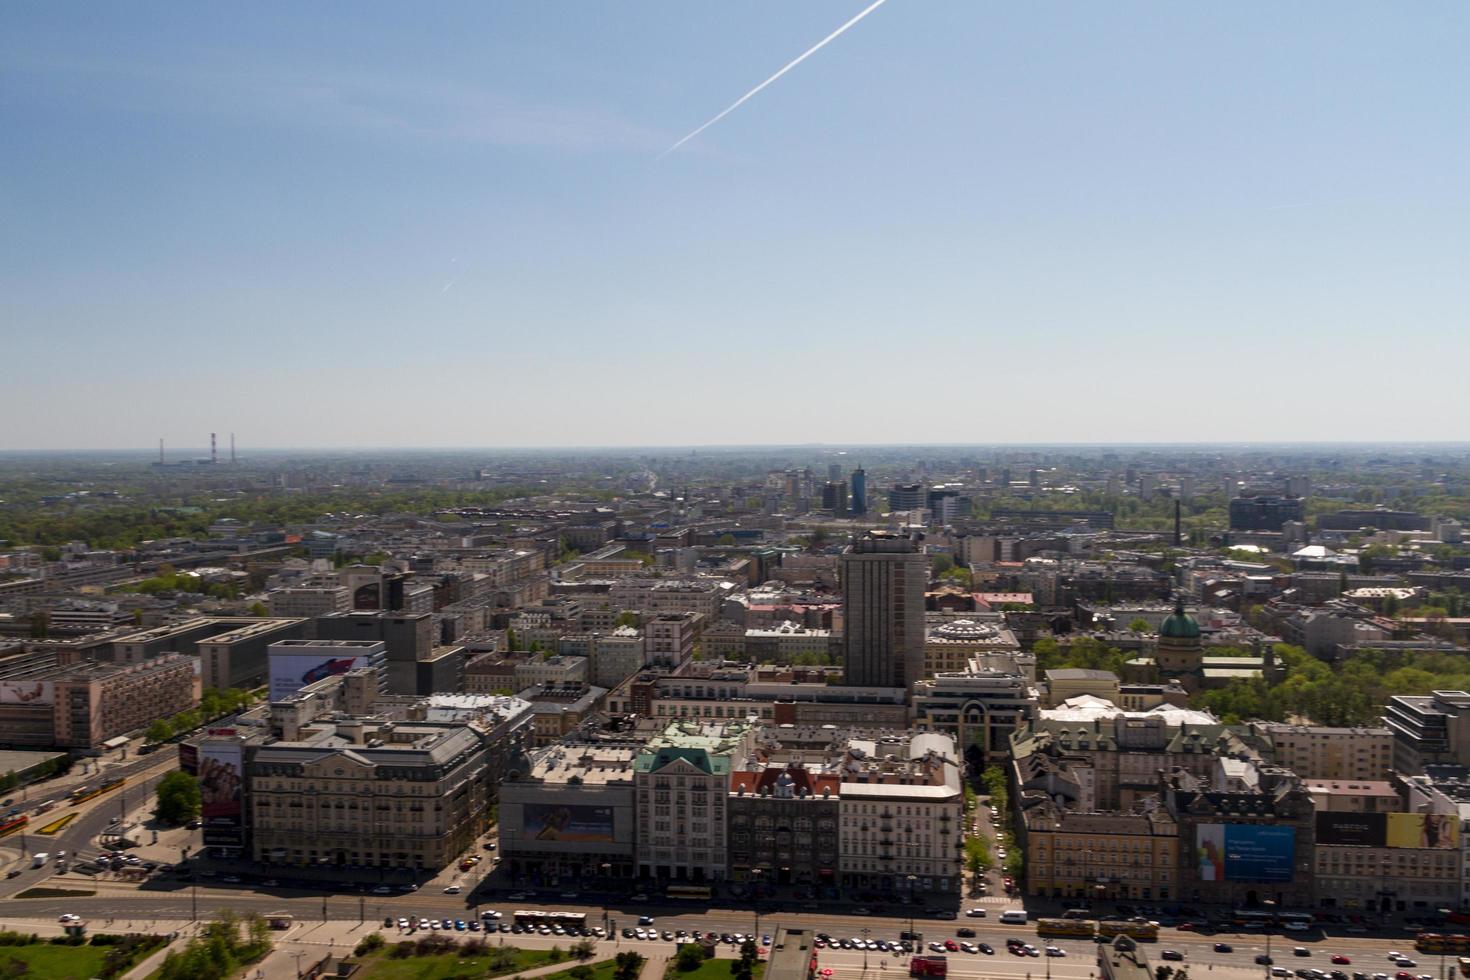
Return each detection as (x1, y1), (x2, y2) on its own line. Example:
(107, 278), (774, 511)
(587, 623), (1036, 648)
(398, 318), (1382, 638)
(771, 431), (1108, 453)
(145, 687), (256, 745)
(0, 485), (532, 551)
(1193, 645), (1470, 726)
(155, 911), (270, 980)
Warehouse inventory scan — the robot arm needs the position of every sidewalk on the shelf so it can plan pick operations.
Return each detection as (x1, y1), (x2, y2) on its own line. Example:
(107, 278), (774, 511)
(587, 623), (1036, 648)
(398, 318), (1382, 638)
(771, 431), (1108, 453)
(250, 927), (670, 980)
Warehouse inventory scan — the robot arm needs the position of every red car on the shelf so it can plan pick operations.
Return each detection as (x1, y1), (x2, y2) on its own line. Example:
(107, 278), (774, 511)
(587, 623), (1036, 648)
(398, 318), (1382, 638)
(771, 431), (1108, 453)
(1332, 956), (1351, 965)
(944, 940), (958, 952)
(1177, 923), (1195, 932)
(1397, 972), (1413, 980)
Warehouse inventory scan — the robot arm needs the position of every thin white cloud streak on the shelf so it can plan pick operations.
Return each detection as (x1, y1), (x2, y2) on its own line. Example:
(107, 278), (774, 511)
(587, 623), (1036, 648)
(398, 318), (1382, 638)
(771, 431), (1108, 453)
(7, 55), (667, 152)
(659, 0), (890, 158)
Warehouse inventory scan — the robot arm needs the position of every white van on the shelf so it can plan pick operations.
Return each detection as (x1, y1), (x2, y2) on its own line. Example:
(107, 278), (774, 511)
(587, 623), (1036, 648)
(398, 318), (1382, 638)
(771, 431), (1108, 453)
(999, 910), (1028, 925)
(31, 853), (49, 868)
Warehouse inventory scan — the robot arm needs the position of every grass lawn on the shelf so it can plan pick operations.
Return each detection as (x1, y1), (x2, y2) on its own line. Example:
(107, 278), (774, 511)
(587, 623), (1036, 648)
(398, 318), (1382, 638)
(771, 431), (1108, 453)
(0, 943), (139, 980)
(357, 944), (568, 980)
(666, 957), (766, 980)
(14, 887), (95, 899)
(536, 960), (629, 980)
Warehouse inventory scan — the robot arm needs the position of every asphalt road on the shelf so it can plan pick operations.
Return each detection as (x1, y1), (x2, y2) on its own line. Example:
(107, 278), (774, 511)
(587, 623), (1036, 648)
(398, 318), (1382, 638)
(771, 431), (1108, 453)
(0, 754), (178, 899)
(0, 879), (1449, 976)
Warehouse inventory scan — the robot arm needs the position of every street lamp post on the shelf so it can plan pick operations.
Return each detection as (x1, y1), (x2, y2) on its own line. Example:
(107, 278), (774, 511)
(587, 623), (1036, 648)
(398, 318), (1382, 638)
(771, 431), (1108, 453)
(861, 927), (871, 974)
(906, 874), (918, 941)
(601, 863), (612, 938)
(1440, 909), (1455, 980)
(1263, 899), (1277, 980)
(752, 868), (762, 941)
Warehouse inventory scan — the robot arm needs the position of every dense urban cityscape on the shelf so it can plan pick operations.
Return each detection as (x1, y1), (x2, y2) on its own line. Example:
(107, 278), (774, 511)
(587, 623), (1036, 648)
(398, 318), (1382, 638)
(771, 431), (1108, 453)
(9, 0), (1465, 976)
(4, 445), (1470, 979)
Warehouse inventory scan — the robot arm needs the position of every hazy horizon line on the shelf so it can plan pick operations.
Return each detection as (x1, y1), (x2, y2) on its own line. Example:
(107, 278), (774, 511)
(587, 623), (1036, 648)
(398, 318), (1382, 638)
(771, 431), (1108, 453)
(5, 439), (1470, 456)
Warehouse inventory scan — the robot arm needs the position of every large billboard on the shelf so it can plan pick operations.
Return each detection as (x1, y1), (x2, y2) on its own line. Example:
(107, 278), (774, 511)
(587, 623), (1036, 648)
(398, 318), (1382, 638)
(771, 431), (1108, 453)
(1387, 813), (1459, 850)
(523, 803), (615, 844)
(269, 654), (372, 700)
(199, 741), (243, 823)
(1197, 824), (1295, 883)
(0, 680), (53, 705)
(1316, 812), (1387, 847)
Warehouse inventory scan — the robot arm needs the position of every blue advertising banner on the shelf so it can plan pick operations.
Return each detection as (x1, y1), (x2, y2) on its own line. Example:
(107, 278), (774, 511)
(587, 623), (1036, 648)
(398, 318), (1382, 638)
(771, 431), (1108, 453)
(1197, 824), (1295, 883)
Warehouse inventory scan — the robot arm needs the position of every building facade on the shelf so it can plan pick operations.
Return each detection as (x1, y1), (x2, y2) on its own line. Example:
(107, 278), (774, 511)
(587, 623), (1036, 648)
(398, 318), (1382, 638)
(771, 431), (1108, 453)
(840, 532), (927, 690)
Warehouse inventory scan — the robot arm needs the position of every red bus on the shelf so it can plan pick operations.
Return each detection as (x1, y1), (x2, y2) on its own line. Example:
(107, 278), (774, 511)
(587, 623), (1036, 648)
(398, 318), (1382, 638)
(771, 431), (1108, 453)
(0, 815), (26, 838)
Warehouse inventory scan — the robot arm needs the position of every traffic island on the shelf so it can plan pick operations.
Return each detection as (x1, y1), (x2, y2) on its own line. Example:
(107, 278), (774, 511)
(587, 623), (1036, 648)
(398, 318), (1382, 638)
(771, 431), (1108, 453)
(350, 939), (576, 979)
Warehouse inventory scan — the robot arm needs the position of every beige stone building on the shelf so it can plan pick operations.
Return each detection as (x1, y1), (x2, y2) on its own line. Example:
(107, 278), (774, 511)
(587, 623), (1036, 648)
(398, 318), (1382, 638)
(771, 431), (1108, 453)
(837, 732), (965, 895)
(1251, 722), (1394, 780)
(248, 720), (497, 870)
(1023, 805), (1180, 902)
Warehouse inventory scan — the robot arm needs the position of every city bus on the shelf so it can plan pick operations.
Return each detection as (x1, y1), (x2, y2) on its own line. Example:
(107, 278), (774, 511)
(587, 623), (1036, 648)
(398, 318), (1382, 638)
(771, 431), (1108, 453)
(0, 815), (26, 838)
(34, 801), (56, 815)
(1037, 918), (1097, 939)
(1416, 934), (1470, 955)
(1098, 920), (1159, 942)
(665, 884), (714, 901)
(514, 910), (589, 930)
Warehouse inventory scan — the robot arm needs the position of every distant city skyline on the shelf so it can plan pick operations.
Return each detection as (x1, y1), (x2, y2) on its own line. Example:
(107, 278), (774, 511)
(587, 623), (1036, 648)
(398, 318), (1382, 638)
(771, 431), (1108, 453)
(5, 2), (1467, 449)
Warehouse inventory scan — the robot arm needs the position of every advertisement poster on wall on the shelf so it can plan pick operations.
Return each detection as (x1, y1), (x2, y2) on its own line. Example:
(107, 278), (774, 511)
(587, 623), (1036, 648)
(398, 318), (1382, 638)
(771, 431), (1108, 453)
(523, 803), (615, 844)
(1386, 813), (1459, 850)
(1197, 824), (1295, 882)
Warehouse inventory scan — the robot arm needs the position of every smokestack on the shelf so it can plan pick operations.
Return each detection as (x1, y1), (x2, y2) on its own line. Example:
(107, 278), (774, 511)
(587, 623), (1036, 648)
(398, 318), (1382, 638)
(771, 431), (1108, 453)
(210, 432), (217, 465)
(159, 439), (164, 465)
(1174, 499), (1182, 547)
(230, 433), (236, 464)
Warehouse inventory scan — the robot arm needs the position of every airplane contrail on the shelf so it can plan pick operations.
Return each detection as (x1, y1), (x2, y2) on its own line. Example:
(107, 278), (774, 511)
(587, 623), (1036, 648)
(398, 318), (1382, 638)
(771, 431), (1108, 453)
(659, 0), (890, 159)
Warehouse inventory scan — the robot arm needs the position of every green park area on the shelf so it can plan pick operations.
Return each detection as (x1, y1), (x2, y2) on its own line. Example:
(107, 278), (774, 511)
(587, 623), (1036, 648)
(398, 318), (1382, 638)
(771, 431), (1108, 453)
(0, 932), (166, 980)
(354, 938), (568, 980)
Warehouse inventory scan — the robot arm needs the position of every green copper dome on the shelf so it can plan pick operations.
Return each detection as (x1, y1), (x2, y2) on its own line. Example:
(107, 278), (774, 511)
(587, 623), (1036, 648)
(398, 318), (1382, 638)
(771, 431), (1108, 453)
(1159, 599), (1200, 639)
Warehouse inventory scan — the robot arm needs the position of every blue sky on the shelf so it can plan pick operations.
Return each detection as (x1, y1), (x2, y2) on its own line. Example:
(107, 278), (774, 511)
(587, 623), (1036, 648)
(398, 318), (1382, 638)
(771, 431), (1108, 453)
(4, 2), (1467, 450)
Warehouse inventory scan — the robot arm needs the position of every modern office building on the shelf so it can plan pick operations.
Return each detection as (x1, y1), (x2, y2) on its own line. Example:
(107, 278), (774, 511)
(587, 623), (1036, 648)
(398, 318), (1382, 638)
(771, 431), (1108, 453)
(199, 619), (314, 690)
(1228, 495), (1305, 532)
(887, 484), (925, 512)
(267, 587), (351, 618)
(840, 532), (927, 690)
(911, 666), (1035, 768)
(1385, 691), (1470, 774)
(849, 468), (867, 517)
(821, 481), (847, 516)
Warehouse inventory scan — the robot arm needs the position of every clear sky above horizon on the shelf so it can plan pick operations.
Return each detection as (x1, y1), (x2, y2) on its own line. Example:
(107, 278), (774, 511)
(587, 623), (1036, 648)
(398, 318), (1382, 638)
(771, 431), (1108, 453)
(4, 2), (1467, 451)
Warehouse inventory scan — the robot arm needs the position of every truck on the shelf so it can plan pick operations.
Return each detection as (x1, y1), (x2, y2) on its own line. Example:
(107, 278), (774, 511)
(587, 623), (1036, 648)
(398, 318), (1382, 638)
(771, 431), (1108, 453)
(31, 852), (48, 868)
(910, 956), (947, 977)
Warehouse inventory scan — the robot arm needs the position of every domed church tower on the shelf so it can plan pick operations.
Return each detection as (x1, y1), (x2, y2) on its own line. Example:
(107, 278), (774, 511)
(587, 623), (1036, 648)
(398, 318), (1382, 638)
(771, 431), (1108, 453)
(1156, 595), (1203, 676)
